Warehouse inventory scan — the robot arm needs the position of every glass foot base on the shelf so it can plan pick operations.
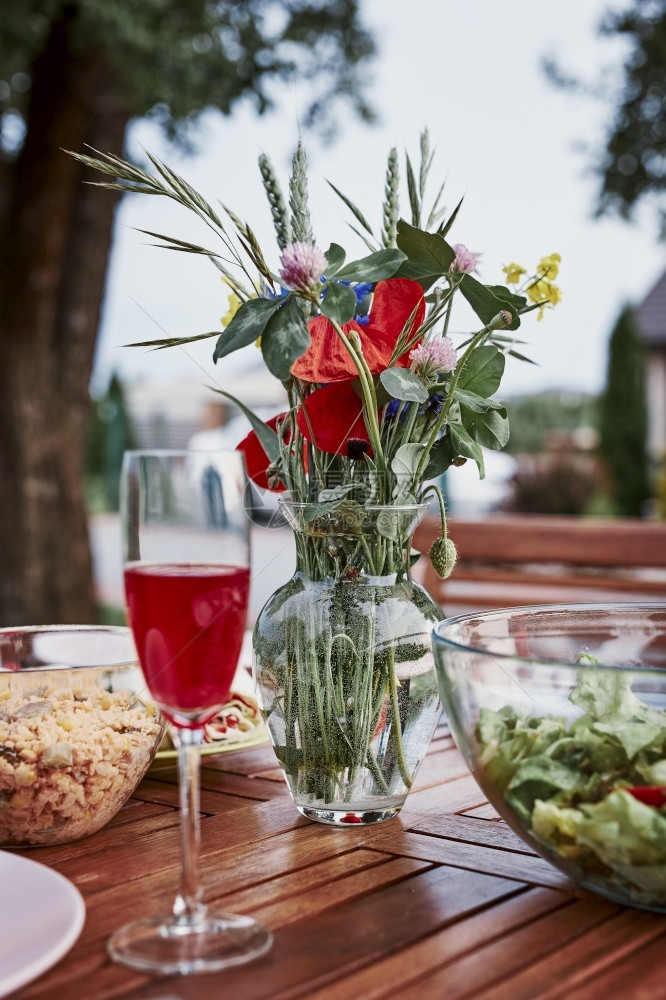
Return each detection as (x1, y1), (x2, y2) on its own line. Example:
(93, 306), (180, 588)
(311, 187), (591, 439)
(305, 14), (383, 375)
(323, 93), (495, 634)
(108, 911), (273, 975)
(297, 805), (401, 826)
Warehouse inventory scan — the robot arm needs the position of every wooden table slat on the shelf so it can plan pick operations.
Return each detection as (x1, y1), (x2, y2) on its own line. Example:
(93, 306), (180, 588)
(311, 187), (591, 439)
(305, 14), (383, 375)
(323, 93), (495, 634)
(471, 907), (666, 1000)
(388, 895), (620, 1000)
(305, 887), (571, 1000)
(550, 931), (666, 1000)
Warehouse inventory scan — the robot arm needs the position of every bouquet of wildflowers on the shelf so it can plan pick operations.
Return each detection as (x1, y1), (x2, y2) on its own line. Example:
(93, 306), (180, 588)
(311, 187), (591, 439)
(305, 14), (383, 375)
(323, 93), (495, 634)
(77, 133), (560, 577)
(77, 134), (561, 816)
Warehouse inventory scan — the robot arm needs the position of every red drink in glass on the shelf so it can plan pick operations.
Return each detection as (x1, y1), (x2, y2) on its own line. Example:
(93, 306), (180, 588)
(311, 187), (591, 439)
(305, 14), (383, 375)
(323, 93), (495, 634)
(124, 563), (250, 726)
(111, 450), (271, 974)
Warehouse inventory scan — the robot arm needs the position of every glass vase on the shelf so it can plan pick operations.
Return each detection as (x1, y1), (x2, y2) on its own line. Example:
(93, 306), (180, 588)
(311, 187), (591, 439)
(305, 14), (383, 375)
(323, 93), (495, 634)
(253, 502), (443, 825)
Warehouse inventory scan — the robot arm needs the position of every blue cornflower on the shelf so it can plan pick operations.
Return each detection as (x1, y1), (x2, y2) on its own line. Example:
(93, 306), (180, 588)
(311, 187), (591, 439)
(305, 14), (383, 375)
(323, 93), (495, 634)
(420, 393), (444, 415)
(259, 279), (290, 301)
(384, 399), (412, 420)
(318, 278), (375, 324)
(353, 282), (373, 304)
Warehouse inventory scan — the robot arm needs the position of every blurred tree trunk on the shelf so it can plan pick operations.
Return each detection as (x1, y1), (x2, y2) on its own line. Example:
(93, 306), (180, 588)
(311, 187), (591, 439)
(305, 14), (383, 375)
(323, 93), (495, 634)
(0, 8), (130, 624)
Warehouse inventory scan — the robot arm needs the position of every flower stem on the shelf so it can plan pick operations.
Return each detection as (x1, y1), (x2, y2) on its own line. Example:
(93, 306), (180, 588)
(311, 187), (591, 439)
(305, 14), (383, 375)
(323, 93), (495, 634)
(387, 648), (412, 789)
(415, 320), (499, 481)
(420, 482), (448, 538)
(328, 318), (387, 477)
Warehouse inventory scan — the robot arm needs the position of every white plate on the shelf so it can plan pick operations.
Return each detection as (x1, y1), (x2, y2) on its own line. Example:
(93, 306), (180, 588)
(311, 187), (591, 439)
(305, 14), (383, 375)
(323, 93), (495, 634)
(0, 851), (85, 997)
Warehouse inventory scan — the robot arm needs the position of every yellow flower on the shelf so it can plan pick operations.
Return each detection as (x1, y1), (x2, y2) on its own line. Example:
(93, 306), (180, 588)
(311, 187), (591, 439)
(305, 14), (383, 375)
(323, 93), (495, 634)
(525, 279), (549, 304)
(546, 282), (562, 306)
(503, 262), (526, 285)
(221, 290), (241, 327)
(526, 277), (562, 320)
(537, 253), (561, 281)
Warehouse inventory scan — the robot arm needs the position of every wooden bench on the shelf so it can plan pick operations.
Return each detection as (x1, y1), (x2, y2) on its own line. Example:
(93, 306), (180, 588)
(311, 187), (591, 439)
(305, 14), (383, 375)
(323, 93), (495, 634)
(413, 513), (666, 613)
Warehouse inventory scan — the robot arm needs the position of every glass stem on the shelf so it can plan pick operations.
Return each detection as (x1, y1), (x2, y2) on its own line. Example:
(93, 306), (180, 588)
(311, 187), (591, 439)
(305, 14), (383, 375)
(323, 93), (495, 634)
(172, 725), (206, 927)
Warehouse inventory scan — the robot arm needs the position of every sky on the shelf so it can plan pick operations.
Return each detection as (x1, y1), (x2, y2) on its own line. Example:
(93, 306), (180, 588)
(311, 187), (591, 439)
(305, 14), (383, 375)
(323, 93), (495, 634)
(92, 0), (666, 403)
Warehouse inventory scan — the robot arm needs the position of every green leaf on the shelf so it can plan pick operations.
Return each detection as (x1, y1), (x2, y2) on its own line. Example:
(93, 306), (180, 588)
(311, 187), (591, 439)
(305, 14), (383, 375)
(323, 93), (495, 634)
(392, 443), (425, 478)
(358, 376), (392, 407)
(458, 345), (505, 398)
(213, 298), (281, 362)
(326, 181), (375, 236)
(376, 508), (401, 541)
(405, 153), (420, 227)
(206, 388), (279, 462)
(453, 388), (505, 413)
(391, 443), (425, 498)
(318, 484), (359, 502)
(135, 229), (221, 257)
(376, 496), (416, 541)
(260, 297), (311, 381)
(126, 331), (220, 351)
(459, 274), (520, 331)
(506, 756), (582, 824)
(570, 665), (647, 725)
(380, 367), (428, 403)
(320, 281), (357, 324)
(351, 376), (391, 406)
(324, 243), (346, 274)
(302, 486), (367, 522)
(449, 423), (485, 477)
(486, 284), (528, 311)
(463, 406), (510, 450)
(423, 434), (456, 479)
(438, 195), (464, 238)
(395, 220), (455, 284)
(334, 248), (406, 283)
(303, 499), (345, 522)
(507, 348), (537, 365)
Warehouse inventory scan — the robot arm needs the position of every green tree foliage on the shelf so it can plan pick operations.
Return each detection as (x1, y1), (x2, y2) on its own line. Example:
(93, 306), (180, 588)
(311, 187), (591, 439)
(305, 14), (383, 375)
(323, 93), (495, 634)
(596, 1), (666, 229)
(503, 391), (599, 455)
(599, 305), (650, 516)
(545, 1), (666, 231)
(0, 0), (375, 155)
(0, 0), (376, 625)
(86, 372), (137, 511)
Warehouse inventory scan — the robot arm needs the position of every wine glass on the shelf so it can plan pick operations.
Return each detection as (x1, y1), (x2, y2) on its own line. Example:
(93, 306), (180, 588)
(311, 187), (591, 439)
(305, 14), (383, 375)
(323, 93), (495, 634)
(108, 450), (272, 975)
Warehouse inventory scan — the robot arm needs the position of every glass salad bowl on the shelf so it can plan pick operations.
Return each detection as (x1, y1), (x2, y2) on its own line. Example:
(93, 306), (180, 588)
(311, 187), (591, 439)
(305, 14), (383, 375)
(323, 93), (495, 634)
(0, 626), (165, 847)
(432, 604), (666, 912)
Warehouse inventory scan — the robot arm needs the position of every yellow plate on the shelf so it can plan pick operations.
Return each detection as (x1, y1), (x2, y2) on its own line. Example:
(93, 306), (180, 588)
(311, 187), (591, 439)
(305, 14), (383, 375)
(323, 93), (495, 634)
(151, 725), (269, 765)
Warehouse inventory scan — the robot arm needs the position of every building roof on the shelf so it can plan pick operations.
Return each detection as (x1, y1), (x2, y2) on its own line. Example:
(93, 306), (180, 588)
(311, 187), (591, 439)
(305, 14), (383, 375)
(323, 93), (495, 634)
(636, 269), (666, 346)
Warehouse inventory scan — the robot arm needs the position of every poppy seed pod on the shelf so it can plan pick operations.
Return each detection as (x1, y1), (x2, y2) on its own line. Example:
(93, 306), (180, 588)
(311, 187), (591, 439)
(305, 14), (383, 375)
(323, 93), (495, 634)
(429, 536), (457, 579)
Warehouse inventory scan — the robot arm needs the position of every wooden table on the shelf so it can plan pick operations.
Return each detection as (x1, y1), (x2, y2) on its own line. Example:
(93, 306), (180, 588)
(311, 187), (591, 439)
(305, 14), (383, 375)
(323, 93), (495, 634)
(13, 721), (666, 1000)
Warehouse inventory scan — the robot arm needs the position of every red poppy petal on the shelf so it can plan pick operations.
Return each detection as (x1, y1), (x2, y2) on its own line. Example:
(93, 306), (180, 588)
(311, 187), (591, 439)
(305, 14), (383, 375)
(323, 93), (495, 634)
(236, 413), (285, 491)
(368, 277), (426, 336)
(290, 278), (425, 382)
(291, 317), (374, 382)
(296, 383), (373, 458)
(364, 278), (426, 370)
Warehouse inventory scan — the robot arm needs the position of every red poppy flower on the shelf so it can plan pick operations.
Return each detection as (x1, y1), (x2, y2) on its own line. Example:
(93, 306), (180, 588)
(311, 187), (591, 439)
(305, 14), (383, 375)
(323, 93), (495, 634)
(296, 382), (374, 458)
(291, 278), (426, 383)
(236, 413), (290, 491)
